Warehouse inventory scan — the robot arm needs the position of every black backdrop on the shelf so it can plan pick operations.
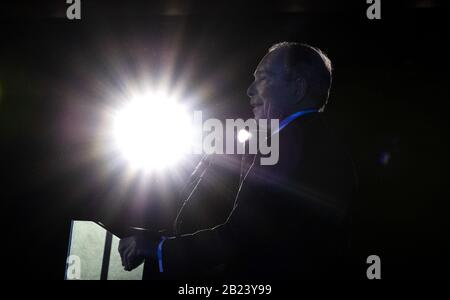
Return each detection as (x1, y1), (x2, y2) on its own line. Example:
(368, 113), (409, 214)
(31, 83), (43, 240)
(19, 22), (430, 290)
(1, 0), (449, 279)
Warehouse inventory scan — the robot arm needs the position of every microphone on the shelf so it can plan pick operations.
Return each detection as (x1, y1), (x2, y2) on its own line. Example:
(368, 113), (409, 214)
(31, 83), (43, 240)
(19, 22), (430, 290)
(173, 154), (213, 234)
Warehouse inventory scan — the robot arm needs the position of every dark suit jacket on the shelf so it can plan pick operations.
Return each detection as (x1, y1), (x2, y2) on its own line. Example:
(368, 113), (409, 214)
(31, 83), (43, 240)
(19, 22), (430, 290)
(152, 112), (357, 279)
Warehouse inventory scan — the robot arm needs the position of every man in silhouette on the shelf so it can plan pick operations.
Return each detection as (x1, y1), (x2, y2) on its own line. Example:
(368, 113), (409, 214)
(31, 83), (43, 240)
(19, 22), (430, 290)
(118, 42), (357, 279)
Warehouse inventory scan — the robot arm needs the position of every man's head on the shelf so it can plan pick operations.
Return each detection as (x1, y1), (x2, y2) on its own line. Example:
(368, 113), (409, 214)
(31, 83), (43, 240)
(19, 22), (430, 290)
(247, 42), (332, 120)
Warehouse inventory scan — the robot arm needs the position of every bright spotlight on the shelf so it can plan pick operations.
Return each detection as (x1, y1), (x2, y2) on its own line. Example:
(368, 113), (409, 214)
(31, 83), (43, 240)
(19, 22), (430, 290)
(237, 129), (252, 143)
(112, 92), (192, 171)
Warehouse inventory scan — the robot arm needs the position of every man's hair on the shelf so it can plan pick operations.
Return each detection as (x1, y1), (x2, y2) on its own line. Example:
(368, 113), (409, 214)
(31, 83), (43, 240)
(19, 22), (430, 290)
(269, 42), (333, 110)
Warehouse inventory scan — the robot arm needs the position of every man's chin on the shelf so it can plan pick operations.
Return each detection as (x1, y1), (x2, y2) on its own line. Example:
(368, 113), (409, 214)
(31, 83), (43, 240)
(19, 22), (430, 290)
(253, 114), (263, 121)
(252, 110), (266, 120)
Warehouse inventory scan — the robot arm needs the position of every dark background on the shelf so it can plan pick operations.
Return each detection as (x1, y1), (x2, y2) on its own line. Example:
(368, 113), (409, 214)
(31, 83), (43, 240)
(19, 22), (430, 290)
(1, 0), (449, 279)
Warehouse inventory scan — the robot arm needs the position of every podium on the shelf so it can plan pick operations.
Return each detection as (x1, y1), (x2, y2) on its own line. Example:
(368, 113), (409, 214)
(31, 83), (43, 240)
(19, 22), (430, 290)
(65, 221), (144, 280)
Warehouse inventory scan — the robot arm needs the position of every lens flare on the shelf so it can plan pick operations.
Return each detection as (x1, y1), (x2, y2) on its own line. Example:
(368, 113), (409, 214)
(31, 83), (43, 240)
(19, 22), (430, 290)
(112, 92), (192, 171)
(237, 129), (252, 143)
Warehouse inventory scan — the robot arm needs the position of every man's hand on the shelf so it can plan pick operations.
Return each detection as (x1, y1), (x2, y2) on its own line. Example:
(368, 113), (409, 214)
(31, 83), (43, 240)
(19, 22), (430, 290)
(118, 231), (159, 271)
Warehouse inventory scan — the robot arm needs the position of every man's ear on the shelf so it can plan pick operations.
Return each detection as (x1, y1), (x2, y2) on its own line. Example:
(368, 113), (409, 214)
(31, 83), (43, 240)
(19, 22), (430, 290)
(294, 77), (307, 102)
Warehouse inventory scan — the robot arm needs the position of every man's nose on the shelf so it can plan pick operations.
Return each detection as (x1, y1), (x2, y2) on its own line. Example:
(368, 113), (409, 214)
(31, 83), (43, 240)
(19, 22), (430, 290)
(247, 81), (257, 99)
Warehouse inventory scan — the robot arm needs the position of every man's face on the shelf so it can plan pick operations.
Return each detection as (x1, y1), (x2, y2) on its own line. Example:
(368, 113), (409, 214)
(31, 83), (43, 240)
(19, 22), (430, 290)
(247, 48), (300, 120)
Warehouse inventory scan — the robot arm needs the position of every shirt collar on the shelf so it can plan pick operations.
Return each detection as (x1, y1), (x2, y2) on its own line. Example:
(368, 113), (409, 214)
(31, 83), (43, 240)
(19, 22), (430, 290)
(272, 109), (319, 135)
